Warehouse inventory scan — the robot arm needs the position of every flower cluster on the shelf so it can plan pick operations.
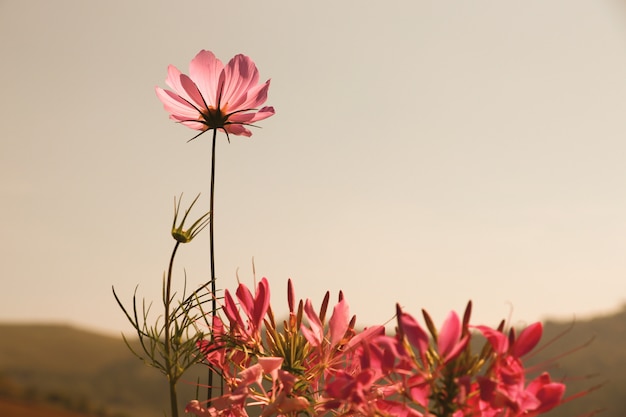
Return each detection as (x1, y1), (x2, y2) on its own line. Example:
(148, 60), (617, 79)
(185, 278), (567, 417)
(124, 49), (587, 417)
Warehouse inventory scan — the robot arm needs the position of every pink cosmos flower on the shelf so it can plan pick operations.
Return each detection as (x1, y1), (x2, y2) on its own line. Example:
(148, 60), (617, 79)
(156, 50), (275, 138)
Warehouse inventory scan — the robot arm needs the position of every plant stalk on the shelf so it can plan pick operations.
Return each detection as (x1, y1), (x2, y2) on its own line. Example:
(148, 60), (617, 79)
(165, 241), (181, 417)
(208, 128), (218, 403)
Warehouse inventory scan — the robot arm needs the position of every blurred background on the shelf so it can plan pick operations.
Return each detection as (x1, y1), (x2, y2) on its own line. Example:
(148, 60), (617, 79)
(1, 1), (625, 415)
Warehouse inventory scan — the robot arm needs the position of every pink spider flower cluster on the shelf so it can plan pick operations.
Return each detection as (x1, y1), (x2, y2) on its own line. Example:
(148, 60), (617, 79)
(185, 278), (574, 417)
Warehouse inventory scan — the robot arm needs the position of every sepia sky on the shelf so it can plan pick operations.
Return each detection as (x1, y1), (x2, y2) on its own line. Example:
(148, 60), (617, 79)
(1, 0), (626, 336)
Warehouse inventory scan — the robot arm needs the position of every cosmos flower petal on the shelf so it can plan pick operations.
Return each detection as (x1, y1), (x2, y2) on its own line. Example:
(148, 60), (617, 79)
(163, 65), (204, 112)
(224, 124), (252, 137)
(253, 106), (276, 121)
(155, 87), (201, 122)
(179, 120), (208, 130)
(189, 50), (223, 108)
(221, 54), (260, 107)
(227, 68), (262, 110)
(231, 80), (271, 112)
(228, 106), (275, 124)
(164, 65), (185, 93)
(179, 73), (207, 111)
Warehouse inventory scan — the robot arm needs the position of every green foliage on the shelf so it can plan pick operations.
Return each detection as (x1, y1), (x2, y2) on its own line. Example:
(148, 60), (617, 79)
(111, 232), (215, 417)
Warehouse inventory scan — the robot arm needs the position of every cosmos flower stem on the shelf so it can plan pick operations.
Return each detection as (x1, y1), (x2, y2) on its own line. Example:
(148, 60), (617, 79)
(208, 127), (217, 404)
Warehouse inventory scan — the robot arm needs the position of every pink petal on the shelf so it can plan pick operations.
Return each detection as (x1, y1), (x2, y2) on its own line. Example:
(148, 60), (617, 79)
(277, 369), (297, 392)
(224, 124), (252, 137)
(185, 400), (211, 417)
(211, 315), (225, 337)
(475, 325), (509, 354)
(236, 80), (271, 111)
(346, 325), (385, 350)
(179, 73), (207, 111)
(258, 356), (283, 377)
(536, 384), (565, 412)
(155, 87), (199, 121)
(228, 106), (275, 125)
(253, 106), (276, 121)
(228, 78), (268, 111)
(237, 363), (263, 388)
(438, 311), (462, 358)
(164, 65), (184, 92)
(527, 373), (564, 412)
(301, 299), (324, 346)
(329, 299), (350, 346)
(512, 322), (542, 358)
(221, 54), (260, 108)
(299, 323), (319, 347)
(189, 50), (223, 108)
(223, 289), (245, 329)
(407, 374), (430, 407)
(369, 336), (401, 373)
(517, 390), (542, 412)
(397, 308), (429, 354)
(235, 282), (255, 319)
(444, 334), (469, 363)
(164, 65), (206, 112)
(252, 278), (270, 330)
(227, 112), (257, 124)
(178, 120), (207, 130)
(438, 311), (469, 362)
(376, 399), (425, 417)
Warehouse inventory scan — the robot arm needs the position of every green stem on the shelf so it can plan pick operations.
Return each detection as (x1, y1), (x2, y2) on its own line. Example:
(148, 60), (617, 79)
(208, 128), (218, 403)
(169, 379), (179, 417)
(165, 241), (181, 417)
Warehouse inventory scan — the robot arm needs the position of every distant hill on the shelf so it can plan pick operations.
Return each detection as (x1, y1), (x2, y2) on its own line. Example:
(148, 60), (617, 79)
(0, 396), (104, 417)
(0, 323), (206, 417)
(531, 306), (626, 417)
(0, 307), (624, 417)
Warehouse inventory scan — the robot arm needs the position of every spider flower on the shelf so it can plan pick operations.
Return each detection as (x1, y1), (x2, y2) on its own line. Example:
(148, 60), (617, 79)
(156, 50), (275, 138)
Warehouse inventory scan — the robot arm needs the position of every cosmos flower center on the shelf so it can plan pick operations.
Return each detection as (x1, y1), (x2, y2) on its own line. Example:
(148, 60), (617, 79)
(202, 106), (228, 129)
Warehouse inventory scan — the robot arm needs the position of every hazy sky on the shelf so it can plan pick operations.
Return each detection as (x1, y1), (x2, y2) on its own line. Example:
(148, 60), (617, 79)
(1, 1), (626, 336)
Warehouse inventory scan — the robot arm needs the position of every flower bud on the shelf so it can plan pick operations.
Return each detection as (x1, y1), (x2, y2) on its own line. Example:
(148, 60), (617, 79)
(171, 194), (210, 243)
